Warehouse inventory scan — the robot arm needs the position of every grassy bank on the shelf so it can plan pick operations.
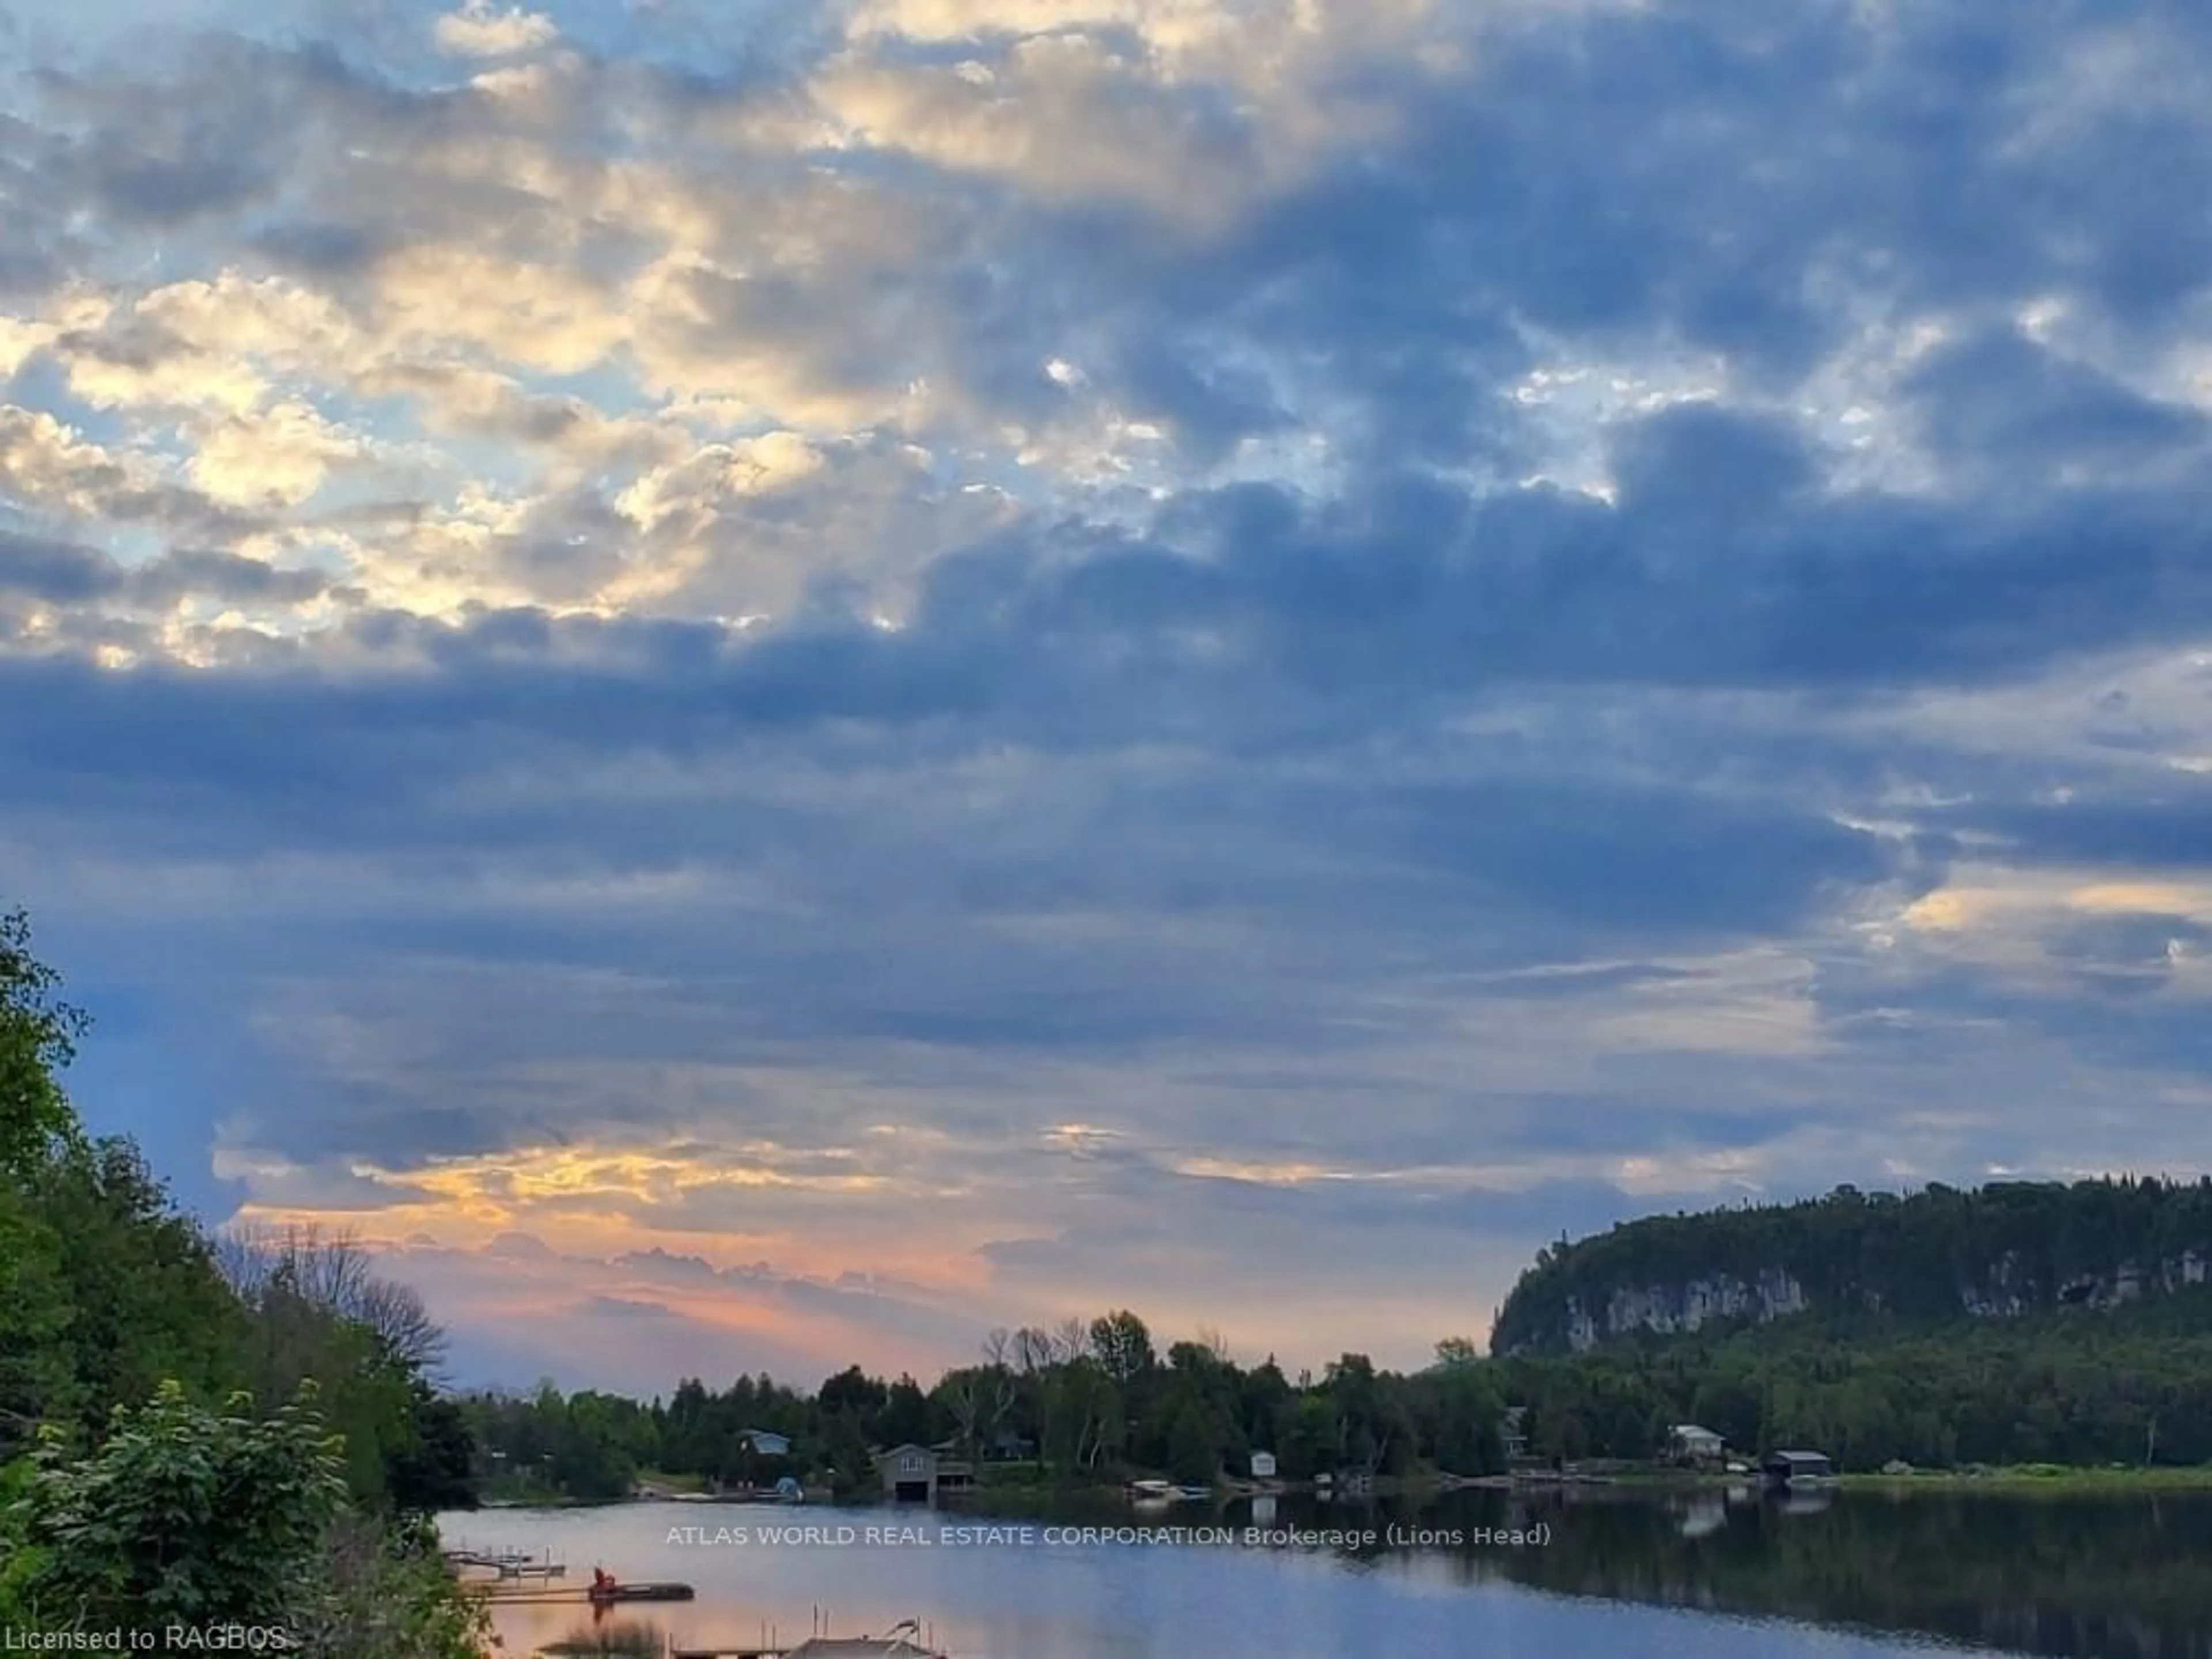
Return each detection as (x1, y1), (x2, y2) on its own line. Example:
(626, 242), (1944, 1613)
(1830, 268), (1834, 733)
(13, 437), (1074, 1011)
(1841, 1463), (2212, 1495)
(476, 1474), (573, 1506)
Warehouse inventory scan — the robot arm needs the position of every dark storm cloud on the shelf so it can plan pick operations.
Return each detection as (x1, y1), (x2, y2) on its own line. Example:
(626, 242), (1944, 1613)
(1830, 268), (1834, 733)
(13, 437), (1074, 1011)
(0, 531), (337, 608)
(1904, 327), (2211, 476)
(890, 0), (2212, 475)
(0, 506), (1914, 936)
(0, 529), (111, 600)
(1930, 787), (2212, 869)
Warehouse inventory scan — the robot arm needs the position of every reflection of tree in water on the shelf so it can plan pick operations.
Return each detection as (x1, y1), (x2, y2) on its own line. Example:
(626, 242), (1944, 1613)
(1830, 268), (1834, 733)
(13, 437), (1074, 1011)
(540, 1619), (666, 1657)
(1369, 1490), (2212, 1659)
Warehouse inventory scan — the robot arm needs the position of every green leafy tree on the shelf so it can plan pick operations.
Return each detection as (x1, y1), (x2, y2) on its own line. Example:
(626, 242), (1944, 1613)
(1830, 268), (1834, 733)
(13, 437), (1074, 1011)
(14, 1138), (247, 1446)
(0, 907), (485, 1654)
(1089, 1310), (1156, 1385)
(0, 908), (87, 1179)
(286, 1513), (488, 1659)
(0, 1188), (73, 1446)
(383, 1387), (478, 1516)
(1166, 1400), (1221, 1485)
(881, 1376), (934, 1449)
(1433, 1336), (1481, 1369)
(9, 1381), (349, 1631)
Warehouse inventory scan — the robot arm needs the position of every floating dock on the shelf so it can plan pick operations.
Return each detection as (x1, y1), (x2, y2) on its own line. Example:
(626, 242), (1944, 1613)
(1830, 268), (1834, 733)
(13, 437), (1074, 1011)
(672, 1618), (947, 1658)
(674, 1640), (944, 1659)
(444, 1546), (567, 1580)
(590, 1581), (696, 1603)
(461, 1581), (697, 1608)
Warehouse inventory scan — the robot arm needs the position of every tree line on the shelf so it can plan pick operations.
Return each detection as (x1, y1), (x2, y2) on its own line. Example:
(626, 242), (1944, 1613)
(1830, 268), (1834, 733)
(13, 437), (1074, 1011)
(472, 1276), (2212, 1500)
(463, 1316), (1514, 1500)
(1497, 1302), (2212, 1471)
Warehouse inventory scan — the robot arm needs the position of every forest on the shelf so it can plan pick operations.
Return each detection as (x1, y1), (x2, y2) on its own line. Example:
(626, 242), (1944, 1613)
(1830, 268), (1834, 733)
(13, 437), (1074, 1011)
(1495, 1176), (2212, 1351)
(467, 1279), (2212, 1498)
(1479, 1176), (2212, 1471)
(472, 1183), (2212, 1494)
(1495, 1304), (2212, 1469)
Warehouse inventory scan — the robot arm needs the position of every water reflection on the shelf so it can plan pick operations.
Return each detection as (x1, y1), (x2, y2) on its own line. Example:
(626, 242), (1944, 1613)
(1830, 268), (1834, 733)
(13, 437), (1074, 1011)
(537, 1620), (664, 1657)
(1318, 1486), (2212, 1659)
(446, 1489), (2212, 1659)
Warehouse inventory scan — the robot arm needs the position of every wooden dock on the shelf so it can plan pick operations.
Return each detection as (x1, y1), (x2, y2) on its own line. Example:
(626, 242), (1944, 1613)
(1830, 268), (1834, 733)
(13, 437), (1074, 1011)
(463, 1586), (599, 1606)
(444, 1546), (567, 1580)
(460, 1582), (695, 1607)
(672, 1620), (946, 1658)
(674, 1643), (943, 1659)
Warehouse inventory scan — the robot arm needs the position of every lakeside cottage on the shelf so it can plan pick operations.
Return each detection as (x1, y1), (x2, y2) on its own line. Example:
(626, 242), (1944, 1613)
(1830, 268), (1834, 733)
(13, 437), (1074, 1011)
(1669, 1424), (1726, 1463)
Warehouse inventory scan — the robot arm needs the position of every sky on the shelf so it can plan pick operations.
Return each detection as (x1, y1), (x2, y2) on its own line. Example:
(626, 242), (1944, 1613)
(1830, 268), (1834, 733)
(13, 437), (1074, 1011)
(3, 0), (2212, 1396)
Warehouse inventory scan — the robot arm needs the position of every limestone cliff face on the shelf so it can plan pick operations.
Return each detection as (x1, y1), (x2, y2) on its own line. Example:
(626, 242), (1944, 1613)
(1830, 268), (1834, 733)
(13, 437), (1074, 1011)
(1560, 1268), (1809, 1352)
(1539, 1249), (2212, 1352)
(1490, 1179), (2212, 1355)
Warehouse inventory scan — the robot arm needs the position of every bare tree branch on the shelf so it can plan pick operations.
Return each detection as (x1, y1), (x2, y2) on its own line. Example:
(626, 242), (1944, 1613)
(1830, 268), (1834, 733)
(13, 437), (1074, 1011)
(214, 1221), (449, 1377)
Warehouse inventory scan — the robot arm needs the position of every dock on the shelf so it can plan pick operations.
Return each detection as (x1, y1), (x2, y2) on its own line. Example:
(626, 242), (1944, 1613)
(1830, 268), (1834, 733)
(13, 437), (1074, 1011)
(444, 1546), (567, 1581)
(673, 1642), (944, 1659)
(460, 1580), (696, 1608)
(672, 1618), (947, 1658)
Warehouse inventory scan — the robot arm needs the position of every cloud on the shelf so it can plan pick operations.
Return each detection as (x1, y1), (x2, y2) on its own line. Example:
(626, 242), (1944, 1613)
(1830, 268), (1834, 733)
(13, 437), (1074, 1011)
(434, 4), (561, 59)
(287, 1230), (993, 1391)
(0, 529), (336, 611)
(6, 0), (2212, 1380)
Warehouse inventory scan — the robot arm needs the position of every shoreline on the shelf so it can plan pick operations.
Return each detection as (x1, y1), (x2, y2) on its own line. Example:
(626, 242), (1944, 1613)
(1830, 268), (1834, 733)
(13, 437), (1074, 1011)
(487, 1459), (2212, 1511)
(1839, 1464), (2212, 1495)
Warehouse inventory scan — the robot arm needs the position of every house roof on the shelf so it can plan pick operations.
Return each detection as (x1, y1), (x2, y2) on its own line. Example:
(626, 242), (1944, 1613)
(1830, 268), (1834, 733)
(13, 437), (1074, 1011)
(1768, 1449), (1831, 1461)
(1671, 1424), (1721, 1437)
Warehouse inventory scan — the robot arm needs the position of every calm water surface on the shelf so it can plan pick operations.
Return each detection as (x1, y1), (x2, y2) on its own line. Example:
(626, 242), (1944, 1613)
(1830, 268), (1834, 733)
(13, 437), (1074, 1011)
(440, 1488), (2212, 1659)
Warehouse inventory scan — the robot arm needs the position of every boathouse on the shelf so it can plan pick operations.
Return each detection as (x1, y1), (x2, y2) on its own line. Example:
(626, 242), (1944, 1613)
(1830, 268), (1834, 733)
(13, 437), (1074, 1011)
(878, 1444), (937, 1502)
(1761, 1449), (1834, 1482)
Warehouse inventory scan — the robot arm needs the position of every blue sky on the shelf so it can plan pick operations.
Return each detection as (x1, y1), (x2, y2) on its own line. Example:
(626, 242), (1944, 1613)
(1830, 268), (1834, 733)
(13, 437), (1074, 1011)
(5, 0), (2212, 1393)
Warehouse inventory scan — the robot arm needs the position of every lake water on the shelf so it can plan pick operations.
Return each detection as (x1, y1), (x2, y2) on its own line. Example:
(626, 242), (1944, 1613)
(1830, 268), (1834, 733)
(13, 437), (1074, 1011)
(440, 1487), (2212, 1659)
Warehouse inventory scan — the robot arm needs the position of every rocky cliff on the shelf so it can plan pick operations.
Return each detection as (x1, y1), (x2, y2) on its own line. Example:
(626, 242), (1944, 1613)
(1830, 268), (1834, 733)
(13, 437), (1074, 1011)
(1493, 1177), (2212, 1353)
